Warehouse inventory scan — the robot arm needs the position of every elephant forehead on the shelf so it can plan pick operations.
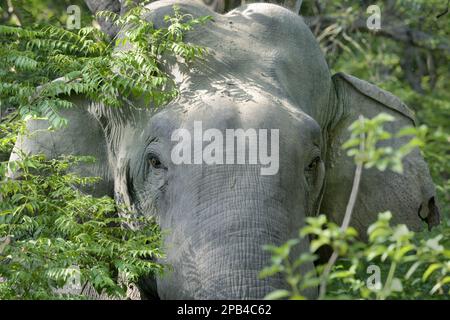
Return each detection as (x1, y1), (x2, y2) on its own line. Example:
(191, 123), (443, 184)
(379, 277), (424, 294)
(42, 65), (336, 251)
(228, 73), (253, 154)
(143, 1), (331, 116)
(185, 90), (316, 129)
(140, 90), (322, 154)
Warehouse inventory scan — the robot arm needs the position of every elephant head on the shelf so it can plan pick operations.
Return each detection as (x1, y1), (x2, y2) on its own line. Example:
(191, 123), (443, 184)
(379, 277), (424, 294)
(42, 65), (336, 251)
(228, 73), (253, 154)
(12, 0), (439, 299)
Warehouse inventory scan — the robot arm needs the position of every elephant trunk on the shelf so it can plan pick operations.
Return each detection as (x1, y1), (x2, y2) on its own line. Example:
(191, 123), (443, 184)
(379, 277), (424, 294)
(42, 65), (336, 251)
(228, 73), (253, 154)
(156, 166), (313, 299)
(181, 169), (302, 299)
(195, 204), (289, 299)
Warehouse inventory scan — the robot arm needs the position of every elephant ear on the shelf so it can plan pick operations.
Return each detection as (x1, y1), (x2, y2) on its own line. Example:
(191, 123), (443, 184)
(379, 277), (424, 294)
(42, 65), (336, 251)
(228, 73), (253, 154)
(320, 72), (440, 239)
(9, 95), (113, 198)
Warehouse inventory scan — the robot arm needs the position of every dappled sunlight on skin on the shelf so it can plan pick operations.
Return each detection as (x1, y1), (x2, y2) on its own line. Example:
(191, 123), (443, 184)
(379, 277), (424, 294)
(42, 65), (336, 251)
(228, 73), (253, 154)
(114, 84), (323, 298)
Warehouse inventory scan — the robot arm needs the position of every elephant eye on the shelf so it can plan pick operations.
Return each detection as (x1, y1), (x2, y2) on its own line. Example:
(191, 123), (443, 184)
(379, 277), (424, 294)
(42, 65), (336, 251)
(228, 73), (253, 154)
(148, 154), (163, 169)
(306, 156), (321, 172)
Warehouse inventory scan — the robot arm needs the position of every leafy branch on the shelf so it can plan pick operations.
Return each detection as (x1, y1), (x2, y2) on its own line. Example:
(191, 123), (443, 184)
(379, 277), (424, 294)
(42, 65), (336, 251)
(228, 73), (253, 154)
(0, 122), (164, 299)
(0, 4), (211, 128)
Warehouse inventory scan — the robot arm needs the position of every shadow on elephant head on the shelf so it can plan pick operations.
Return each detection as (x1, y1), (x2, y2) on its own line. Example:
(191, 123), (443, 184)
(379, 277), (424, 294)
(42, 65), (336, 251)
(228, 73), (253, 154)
(12, 0), (440, 299)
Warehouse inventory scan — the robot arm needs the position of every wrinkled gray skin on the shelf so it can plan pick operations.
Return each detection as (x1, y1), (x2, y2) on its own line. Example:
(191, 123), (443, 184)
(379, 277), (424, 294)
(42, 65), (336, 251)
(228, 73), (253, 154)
(10, 1), (440, 299)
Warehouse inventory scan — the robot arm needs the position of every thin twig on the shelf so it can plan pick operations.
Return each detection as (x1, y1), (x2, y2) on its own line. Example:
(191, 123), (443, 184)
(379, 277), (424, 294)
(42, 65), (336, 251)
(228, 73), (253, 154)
(436, 0), (449, 19)
(341, 158), (364, 231)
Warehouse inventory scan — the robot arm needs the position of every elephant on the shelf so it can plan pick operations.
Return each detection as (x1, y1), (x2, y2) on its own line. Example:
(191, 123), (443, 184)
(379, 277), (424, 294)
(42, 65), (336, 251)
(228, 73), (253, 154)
(10, 0), (440, 299)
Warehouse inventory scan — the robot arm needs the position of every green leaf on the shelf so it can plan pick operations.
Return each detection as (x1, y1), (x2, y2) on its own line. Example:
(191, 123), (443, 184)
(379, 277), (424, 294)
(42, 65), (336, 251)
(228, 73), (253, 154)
(423, 263), (441, 281)
(264, 289), (291, 300)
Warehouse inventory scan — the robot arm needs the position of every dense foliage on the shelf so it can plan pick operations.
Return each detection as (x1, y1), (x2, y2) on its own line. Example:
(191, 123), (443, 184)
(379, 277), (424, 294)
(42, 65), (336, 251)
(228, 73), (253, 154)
(0, 1), (209, 128)
(0, 121), (164, 299)
(262, 211), (450, 299)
